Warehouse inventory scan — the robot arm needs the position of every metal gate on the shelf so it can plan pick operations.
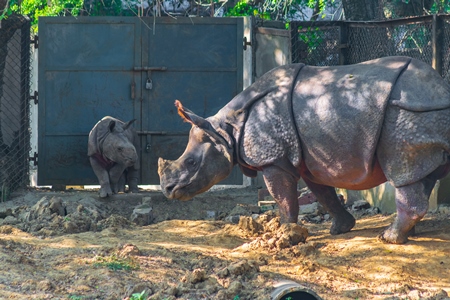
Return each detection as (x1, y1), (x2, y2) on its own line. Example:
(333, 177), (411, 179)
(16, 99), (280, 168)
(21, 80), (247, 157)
(38, 16), (246, 186)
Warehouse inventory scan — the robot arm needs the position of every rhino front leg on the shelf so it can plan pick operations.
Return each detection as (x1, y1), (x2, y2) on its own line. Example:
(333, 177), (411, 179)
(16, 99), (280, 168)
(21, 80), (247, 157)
(126, 166), (139, 193)
(262, 165), (299, 223)
(302, 178), (355, 235)
(90, 157), (113, 198)
(379, 176), (436, 244)
(109, 164), (127, 194)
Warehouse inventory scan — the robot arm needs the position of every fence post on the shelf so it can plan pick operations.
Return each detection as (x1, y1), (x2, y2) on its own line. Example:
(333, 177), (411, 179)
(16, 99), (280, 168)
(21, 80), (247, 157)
(338, 21), (348, 65)
(432, 14), (443, 75)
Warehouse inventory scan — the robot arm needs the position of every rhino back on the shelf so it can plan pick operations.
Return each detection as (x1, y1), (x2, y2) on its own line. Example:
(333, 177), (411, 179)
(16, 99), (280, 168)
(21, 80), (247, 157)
(390, 58), (450, 111)
(291, 56), (411, 187)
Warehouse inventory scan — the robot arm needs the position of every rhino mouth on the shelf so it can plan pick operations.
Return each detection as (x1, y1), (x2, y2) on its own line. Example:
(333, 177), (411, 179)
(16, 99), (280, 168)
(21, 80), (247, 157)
(162, 182), (194, 201)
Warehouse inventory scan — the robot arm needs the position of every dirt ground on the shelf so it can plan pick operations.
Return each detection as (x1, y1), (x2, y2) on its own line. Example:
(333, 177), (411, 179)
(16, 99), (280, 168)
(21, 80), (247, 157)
(0, 186), (449, 300)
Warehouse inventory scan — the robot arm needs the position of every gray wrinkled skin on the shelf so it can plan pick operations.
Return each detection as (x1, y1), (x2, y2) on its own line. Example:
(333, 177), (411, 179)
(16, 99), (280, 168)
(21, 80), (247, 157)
(158, 56), (450, 244)
(88, 116), (140, 198)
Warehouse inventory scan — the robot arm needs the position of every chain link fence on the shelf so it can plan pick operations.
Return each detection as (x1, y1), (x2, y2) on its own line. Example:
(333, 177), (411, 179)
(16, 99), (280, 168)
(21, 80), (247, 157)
(288, 15), (450, 82)
(0, 15), (32, 200)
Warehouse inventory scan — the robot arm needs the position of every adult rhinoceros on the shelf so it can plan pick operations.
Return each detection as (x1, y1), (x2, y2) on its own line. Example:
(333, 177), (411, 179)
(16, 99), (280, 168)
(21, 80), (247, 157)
(158, 56), (450, 244)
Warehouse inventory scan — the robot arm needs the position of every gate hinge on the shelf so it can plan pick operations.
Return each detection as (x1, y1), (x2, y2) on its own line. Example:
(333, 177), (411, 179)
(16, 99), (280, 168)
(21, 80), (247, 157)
(29, 152), (38, 166)
(31, 35), (38, 49)
(243, 36), (251, 50)
(30, 91), (38, 104)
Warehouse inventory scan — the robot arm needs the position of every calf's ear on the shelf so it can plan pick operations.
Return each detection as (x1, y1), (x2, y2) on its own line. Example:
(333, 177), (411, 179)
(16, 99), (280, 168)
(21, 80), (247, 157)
(108, 120), (116, 132)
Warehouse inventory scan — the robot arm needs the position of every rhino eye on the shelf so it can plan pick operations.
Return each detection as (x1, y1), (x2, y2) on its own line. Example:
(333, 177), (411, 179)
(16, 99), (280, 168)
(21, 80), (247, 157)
(185, 158), (197, 169)
(117, 147), (123, 152)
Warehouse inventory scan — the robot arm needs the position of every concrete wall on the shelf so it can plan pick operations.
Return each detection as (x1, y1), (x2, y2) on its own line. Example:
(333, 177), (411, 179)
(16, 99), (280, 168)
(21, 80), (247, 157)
(337, 175), (450, 213)
(254, 27), (291, 79)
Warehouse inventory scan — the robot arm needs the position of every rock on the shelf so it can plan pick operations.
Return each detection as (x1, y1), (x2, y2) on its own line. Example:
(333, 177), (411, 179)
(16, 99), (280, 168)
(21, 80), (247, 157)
(36, 279), (54, 291)
(1, 215), (18, 225)
(299, 202), (319, 215)
(277, 223), (308, 246)
(228, 204), (260, 217)
(433, 289), (449, 300)
(292, 243), (316, 256)
(0, 208), (12, 218)
(26, 196), (67, 221)
(352, 200), (371, 210)
(227, 281), (243, 296)
(119, 243), (141, 257)
(407, 289), (420, 300)
(308, 215), (322, 223)
(142, 196), (152, 205)
(188, 269), (206, 284)
(227, 260), (259, 276)
(264, 217), (281, 233)
(298, 190), (316, 205)
(238, 216), (263, 235)
(224, 215), (240, 224)
(438, 205), (450, 214)
(204, 210), (216, 220)
(130, 204), (154, 226)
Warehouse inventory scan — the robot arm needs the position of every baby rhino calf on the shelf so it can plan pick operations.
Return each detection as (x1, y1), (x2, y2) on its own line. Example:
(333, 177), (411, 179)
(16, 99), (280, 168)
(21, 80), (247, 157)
(88, 116), (139, 198)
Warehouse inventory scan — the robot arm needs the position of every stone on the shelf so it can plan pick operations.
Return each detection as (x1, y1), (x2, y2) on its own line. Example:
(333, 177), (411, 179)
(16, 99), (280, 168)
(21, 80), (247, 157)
(299, 202), (319, 215)
(130, 204), (154, 226)
(352, 200), (371, 210)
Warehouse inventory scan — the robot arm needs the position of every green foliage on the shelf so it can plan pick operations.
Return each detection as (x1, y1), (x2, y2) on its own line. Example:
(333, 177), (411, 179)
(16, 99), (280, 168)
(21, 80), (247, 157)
(225, 0), (271, 19)
(68, 296), (85, 300)
(298, 25), (323, 50)
(130, 290), (149, 300)
(226, 0), (333, 21)
(93, 253), (140, 271)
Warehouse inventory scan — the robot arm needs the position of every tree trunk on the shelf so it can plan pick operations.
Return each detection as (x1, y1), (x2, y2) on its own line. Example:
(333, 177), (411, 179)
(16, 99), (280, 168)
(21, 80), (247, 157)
(341, 0), (379, 20)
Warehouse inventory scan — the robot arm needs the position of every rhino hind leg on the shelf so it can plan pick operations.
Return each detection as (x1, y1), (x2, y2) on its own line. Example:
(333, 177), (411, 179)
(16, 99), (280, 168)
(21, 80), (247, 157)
(379, 175), (437, 244)
(302, 178), (356, 235)
(262, 165), (300, 223)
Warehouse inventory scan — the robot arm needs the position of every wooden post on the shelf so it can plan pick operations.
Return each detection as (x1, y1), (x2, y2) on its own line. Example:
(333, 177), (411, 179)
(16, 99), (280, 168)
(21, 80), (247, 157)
(432, 14), (443, 75)
(339, 21), (348, 65)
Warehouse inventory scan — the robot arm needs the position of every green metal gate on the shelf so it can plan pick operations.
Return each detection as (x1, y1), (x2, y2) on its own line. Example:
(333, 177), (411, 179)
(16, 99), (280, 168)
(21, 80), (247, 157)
(38, 16), (246, 186)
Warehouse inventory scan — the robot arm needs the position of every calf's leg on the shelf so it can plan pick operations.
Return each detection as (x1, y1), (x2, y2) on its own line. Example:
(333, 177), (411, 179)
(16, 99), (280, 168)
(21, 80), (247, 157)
(90, 157), (113, 198)
(262, 165), (299, 223)
(109, 164), (127, 194)
(302, 178), (355, 235)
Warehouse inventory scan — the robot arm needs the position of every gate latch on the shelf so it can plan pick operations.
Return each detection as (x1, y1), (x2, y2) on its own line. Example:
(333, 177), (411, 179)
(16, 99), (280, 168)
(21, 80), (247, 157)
(146, 78), (153, 90)
(133, 66), (167, 91)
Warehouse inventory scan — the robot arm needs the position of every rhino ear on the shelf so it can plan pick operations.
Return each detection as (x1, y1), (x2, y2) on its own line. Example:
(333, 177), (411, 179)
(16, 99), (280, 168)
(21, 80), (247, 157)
(175, 100), (232, 150)
(123, 119), (137, 130)
(175, 100), (206, 127)
(108, 120), (116, 132)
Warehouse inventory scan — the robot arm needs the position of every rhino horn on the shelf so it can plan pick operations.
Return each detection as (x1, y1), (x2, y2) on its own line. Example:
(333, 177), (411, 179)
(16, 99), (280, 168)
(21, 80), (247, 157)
(157, 157), (171, 174)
